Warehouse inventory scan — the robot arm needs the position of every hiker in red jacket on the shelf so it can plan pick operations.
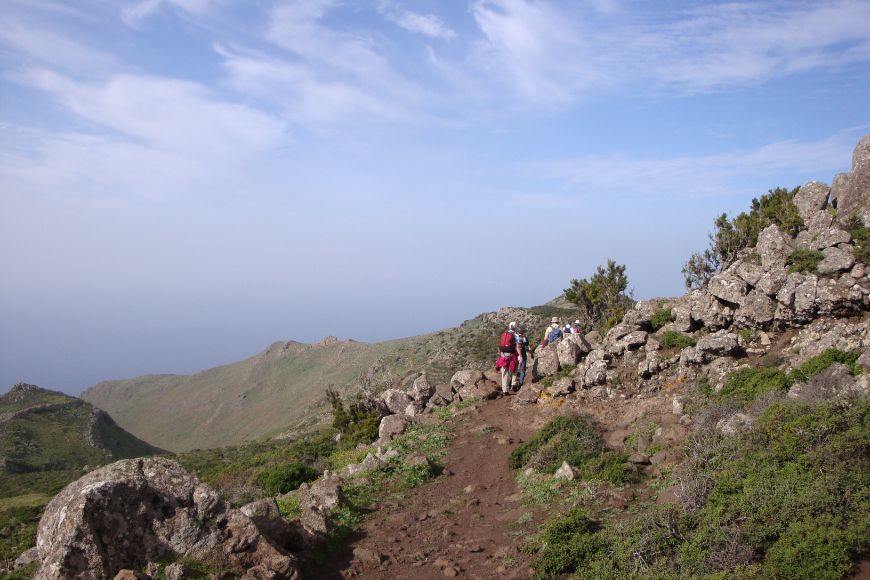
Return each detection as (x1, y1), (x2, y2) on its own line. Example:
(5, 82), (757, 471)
(495, 322), (522, 394)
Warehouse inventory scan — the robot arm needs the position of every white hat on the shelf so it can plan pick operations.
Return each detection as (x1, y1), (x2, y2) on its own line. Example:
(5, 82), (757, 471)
(551, 317), (559, 323)
(574, 320), (580, 324)
(509, 321), (517, 330)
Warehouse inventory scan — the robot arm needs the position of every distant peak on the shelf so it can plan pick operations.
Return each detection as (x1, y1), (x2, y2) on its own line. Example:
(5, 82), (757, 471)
(317, 336), (340, 347)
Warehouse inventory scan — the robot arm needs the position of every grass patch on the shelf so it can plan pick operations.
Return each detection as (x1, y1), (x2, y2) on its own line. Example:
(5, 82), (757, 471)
(851, 225), (870, 266)
(661, 331), (696, 350)
(786, 248), (824, 273)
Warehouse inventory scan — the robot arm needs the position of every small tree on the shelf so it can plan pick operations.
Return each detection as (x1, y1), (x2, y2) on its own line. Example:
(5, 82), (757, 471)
(564, 260), (633, 332)
(683, 187), (803, 288)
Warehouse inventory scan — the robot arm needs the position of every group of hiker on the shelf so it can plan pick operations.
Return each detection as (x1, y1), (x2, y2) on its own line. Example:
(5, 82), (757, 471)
(495, 317), (583, 395)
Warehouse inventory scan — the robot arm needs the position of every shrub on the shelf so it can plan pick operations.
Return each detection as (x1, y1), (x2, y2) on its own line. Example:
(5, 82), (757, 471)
(851, 225), (869, 266)
(326, 388), (383, 448)
(509, 414), (602, 472)
(564, 260), (634, 332)
(786, 249), (824, 273)
(257, 462), (318, 495)
(790, 348), (863, 382)
(764, 516), (852, 580)
(661, 331), (696, 349)
(683, 187), (802, 288)
(716, 367), (790, 407)
(650, 307), (673, 331)
(532, 508), (603, 579)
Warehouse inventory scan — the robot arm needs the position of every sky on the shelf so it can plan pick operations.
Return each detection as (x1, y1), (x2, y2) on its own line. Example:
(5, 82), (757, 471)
(1, 0), (869, 395)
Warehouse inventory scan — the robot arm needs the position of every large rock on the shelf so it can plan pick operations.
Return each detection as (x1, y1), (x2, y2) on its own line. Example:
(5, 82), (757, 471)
(756, 266), (788, 296)
(696, 330), (739, 357)
(583, 360), (608, 386)
(449, 370), (485, 393)
(756, 224), (792, 271)
(297, 475), (345, 535)
(381, 389), (413, 415)
(457, 379), (500, 401)
(817, 245), (855, 275)
(34, 458), (299, 579)
(708, 273), (748, 305)
(716, 413), (754, 436)
(815, 278), (865, 317)
(735, 290), (777, 327)
(514, 383), (541, 405)
(429, 383), (454, 406)
(547, 377), (574, 397)
(409, 374), (435, 402)
(832, 135), (870, 226)
(733, 259), (764, 286)
(689, 291), (734, 330)
(532, 344), (560, 378)
(793, 181), (829, 222)
(378, 414), (409, 442)
(556, 336), (582, 367)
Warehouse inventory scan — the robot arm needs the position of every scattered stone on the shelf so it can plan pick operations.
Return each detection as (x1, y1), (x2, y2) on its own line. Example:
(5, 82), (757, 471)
(553, 462), (580, 480)
(548, 377), (575, 397)
(409, 373), (435, 402)
(628, 453), (651, 465)
(449, 370), (485, 393)
(787, 363), (868, 401)
(240, 498), (280, 519)
(378, 414), (410, 442)
(716, 413), (755, 436)
(298, 474), (345, 535)
(514, 383), (541, 405)
(381, 389), (413, 415)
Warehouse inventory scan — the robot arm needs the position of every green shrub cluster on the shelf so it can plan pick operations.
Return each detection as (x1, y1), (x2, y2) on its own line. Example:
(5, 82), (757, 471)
(786, 248), (824, 273)
(509, 414), (631, 485)
(530, 396), (870, 579)
(682, 187), (802, 288)
(661, 331), (696, 349)
(649, 307), (673, 331)
(326, 388), (384, 449)
(851, 225), (870, 265)
(538, 364), (576, 388)
(257, 462), (318, 495)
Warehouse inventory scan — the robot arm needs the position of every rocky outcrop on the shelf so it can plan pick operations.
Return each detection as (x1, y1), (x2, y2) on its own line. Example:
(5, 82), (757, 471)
(33, 458), (299, 579)
(831, 135), (870, 227)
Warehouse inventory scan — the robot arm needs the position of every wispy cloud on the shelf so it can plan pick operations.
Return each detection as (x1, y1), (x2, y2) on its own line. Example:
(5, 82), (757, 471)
(0, 16), (118, 75)
(378, 1), (456, 40)
(538, 131), (864, 200)
(121, 0), (222, 27)
(470, 0), (870, 105)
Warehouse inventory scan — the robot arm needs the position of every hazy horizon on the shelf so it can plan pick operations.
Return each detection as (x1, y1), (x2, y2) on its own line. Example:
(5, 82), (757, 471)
(2, 0), (869, 395)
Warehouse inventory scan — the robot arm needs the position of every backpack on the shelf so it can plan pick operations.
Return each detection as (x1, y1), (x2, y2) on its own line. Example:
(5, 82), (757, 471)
(548, 326), (563, 344)
(498, 331), (517, 353)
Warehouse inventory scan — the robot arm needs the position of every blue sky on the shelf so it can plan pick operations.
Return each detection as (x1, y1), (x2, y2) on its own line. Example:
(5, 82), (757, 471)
(1, 0), (869, 394)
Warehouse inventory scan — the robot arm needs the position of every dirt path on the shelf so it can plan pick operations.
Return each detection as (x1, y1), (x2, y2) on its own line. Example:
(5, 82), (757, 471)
(319, 395), (551, 579)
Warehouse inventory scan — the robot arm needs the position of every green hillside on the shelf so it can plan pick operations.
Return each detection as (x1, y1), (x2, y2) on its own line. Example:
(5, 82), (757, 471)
(82, 305), (576, 452)
(0, 384), (164, 472)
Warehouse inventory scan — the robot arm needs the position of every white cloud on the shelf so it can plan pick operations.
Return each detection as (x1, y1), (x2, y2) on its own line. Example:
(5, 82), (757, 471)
(538, 132), (863, 200)
(378, 1), (456, 40)
(470, 0), (870, 105)
(0, 16), (118, 75)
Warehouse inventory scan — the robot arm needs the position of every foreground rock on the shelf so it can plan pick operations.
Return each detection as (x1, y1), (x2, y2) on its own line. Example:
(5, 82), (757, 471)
(33, 458), (299, 579)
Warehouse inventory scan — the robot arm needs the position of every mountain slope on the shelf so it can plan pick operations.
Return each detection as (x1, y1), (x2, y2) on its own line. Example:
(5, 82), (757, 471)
(0, 384), (164, 472)
(81, 306), (576, 452)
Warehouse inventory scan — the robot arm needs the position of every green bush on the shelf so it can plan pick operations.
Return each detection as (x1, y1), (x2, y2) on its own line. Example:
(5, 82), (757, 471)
(509, 414), (602, 472)
(790, 348), (863, 381)
(716, 367), (790, 406)
(682, 187), (802, 288)
(650, 307), (673, 331)
(532, 508), (604, 579)
(257, 462), (318, 495)
(326, 388), (383, 449)
(661, 331), (696, 349)
(786, 248), (824, 273)
(764, 516), (853, 580)
(851, 225), (869, 266)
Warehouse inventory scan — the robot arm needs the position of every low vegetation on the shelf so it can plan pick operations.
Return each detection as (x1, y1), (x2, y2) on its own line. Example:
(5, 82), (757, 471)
(849, 222), (870, 266)
(649, 306), (673, 331)
(660, 331), (696, 349)
(786, 248), (824, 273)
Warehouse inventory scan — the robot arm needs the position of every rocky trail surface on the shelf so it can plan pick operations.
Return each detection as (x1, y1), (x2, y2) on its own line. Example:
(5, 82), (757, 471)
(322, 395), (550, 579)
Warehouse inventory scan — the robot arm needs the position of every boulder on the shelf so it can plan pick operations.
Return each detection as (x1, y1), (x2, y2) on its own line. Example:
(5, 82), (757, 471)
(532, 344), (560, 378)
(381, 389), (413, 415)
(857, 348), (870, 369)
(815, 278), (865, 317)
(457, 379), (500, 401)
(832, 135), (870, 226)
(409, 374), (435, 402)
(584, 331), (603, 348)
(735, 290), (777, 327)
(794, 275), (819, 319)
(449, 370), (485, 393)
(620, 331), (649, 351)
(33, 458), (299, 579)
(775, 272), (804, 307)
(671, 301), (693, 332)
(756, 266), (788, 296)
(430, 383), (454, 406)
(378, 414), (409, 442)
(817, 245), (855, 275)
(708, 274), (748, 305)
(696, 330), (739, 357)
(553, 462), (580, 480)
(556, 337), (582, 367)
(344, 453), (386, 477)
(514, 383), (541, 405)
(583, 360), (609, 386)
(638, 351), (662, 379)
(733, 260), (764, 286)
(298, 475), (345, 535)
(403, 402), (425, 417)
(793, 181), (829, 221)
(547, 378), (574, 397)
(756, 224), (792, 271)
(795, 221), (851, 250)
(240, 498), (281, 519)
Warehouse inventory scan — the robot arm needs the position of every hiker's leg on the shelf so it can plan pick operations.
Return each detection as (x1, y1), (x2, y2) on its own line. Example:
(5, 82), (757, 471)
(500, 367), (510, 392)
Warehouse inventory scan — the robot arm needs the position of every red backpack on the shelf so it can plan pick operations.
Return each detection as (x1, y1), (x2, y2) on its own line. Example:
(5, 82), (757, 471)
(499, 331), (516, 353)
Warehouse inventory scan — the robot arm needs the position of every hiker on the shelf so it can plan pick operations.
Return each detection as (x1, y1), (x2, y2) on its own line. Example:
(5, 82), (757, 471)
(541, 317), (562, 347)
(571, 320), (583, 334)
(515, 327), (530, 388)
(496, 321), (522, 394)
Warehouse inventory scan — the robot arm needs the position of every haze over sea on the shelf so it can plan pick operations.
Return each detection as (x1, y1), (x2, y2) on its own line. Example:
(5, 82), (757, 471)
(1, 0), (869, 394)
